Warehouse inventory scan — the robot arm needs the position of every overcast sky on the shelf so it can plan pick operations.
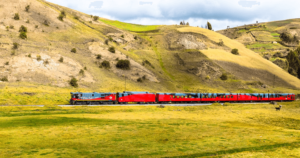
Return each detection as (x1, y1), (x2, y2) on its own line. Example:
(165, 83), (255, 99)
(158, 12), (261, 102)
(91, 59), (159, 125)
(46, 0), (300, 30)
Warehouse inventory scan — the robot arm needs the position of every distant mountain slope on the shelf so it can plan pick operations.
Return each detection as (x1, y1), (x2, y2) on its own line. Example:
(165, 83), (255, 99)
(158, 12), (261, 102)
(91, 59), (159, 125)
(217, 19), (300, 79)
(0, 0), (299, 105)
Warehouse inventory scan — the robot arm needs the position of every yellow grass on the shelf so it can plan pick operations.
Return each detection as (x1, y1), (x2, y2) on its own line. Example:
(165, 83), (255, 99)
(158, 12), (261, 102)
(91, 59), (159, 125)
(177, 27), (300, 88)
(0, 102), (300, 157)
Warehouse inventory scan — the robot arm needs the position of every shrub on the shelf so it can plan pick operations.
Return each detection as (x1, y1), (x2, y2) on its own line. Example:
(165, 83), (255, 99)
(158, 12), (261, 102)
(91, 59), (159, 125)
(218, 39), (224, 46)
(205, 75), (210, 80)
(79, 69), (84, 75)
(44, 20), (50, 26)
(1, 77), (8, 82)
(19, 25), (27, 33)
(220, 73), (228, 80)
(6, 26), (9, 31)
(9, 25), (14, 29)
(101, 60), (110, 68)
(70, 77), (78, 88)
(25, 5), (30, 12)
(137, 78), (143, 82)
(109, 37), (113, 41)
(14, 13), (20, 20)
(11, 50), (15, 56)
(121, 35), (124, 38)
(142, 75), (146, 80)
(116, 60), (130, 70)
(74, 16), (79, 20)
(35, 25), (38, 28)
(58, 14), (64, 21)
(96, 54), (101, 59)
(108, 46), (115, 53)
(28, 54), (31, 58)
(105, 39), (109, 45)
(290, 27), (297, 29)
(231, 49), (239, 55)
(142, 60), (154, 69)
(134, 36), (137, 40)
(93, 16), (99, 21)
(84, 66), (87, 70)
(5, 62), (9, 65)
(44, 60), (49, 65)
(58, 57), (63, 62)
(13, 43), (18, 49)
(71, 48), (77, 53)
(36, 55), (42, 61)
(280, 32), (299, 44)
(19, 32), (27, 39)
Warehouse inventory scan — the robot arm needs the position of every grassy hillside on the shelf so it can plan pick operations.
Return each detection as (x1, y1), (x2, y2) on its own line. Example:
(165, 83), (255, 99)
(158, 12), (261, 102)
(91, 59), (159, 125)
(0, 0), (299, 106)
(0, 102), (300, 157)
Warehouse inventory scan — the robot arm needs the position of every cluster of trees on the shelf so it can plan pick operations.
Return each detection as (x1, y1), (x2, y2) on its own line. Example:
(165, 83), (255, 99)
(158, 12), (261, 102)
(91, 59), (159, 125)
(179, 21), (189, 26)
(280, 32), (299, 44)
(286, 47), (300, 78)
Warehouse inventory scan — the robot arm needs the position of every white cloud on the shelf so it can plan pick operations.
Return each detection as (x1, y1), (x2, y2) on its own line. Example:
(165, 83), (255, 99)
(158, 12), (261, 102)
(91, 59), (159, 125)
(45, 0), (300, 30)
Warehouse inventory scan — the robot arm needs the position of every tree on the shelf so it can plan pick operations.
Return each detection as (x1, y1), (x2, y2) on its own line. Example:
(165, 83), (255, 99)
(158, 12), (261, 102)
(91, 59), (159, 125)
(108, 46), (115, 53)
(286, 50), (300, 78)
(220, 73), (228, 80)
(19, 32), (27, 39)
(93, 16), (99, 21)
(207, 22), (212, 30)
(186, 22), (189, 26)
(180, 21), (183, 25)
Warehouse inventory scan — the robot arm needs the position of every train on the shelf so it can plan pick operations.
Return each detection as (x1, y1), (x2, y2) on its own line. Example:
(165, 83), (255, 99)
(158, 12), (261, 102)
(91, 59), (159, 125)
(69, 91), (295, 105)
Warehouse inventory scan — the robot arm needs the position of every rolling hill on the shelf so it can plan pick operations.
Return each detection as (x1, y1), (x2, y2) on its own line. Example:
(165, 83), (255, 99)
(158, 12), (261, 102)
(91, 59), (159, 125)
(0, 0), (299, 105)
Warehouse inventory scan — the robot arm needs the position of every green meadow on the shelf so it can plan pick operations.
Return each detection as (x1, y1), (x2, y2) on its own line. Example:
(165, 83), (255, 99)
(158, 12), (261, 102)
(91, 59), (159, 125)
(0, 102), (300, 157)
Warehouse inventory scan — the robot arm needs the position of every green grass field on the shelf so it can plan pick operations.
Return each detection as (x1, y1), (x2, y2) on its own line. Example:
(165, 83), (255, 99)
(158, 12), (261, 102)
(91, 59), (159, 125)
(0, 102), (300, 157)
(99, 18), (161, 32)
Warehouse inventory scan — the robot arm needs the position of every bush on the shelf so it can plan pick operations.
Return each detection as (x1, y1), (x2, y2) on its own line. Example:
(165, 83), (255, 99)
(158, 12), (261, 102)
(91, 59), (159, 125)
(70, 77), (78, 88)
(280, 32), (299, 44)
(108, 46), (115, 53)
(218, 39), (224, 46)
(57, 57), (63, 63)
(9, 25), (14, 29)
(10, 50), (16, 56)
(142, 60), (154, 69)
(231, 49), (239, 55)
(35, 25), (38, 29)
(74, 16), (79, 20)
(44, 20), (50, 26)
(84, 66), (87, 70)
(116, 60), (130, 70)
(109, 37), (113, 41)
(205, 75), (210, 80)
(142, 75), (146, 80)
(44, 60), (49, 65)
(220, 73), (228, 80)
(79, 69), (84, 75)
(19, 32), (27, 39)
(19, 25), (27, 33)
(96, 54), (101, 59)
(134, 36), (137, 40)
(93, 16), (99, 21)
(36, 55), (42, 61)
(71, 48), (77, 53)
(121, 35), (124, 38)
(14, 13), (20, 20)
(101, 60), (110, 68)
(25, 5), (30, 12)
(5, 62), (9, 65)
(58, 14), (64, 21)
(13, 43), (18, 49)
(1, 77), (8, 82)
(137, 78), (143, 82)
(105, 39), (109, 45)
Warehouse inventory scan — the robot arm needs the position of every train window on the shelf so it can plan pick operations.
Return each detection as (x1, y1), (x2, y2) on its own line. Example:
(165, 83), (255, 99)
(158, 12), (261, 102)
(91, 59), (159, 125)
(181, 96), (184, 98)
(231, 95), (233, 98)
(189, 95), (192, 98)
(173, 95), (175, 98)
